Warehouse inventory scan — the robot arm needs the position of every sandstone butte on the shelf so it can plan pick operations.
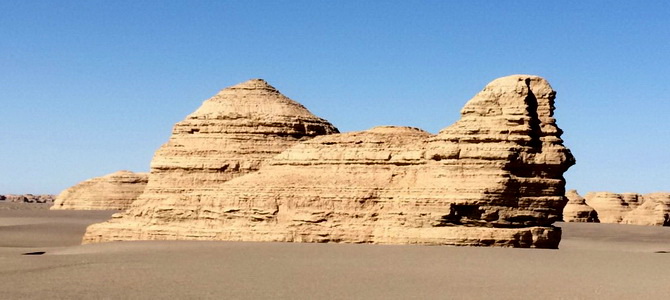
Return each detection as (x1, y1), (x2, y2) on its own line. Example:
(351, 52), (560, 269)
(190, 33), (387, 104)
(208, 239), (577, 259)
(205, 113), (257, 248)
(84, 79), (338, 229)
(84, 75), (576, 248)
(562, 189), (599, 222)
(51, 171), (148, 210)
(580, 191), (670, 226)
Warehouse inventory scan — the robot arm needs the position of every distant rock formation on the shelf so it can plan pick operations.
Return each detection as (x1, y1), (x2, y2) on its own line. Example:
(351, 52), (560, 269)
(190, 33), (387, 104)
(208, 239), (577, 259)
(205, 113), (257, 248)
(583, 192), (643, 223)
(84, 75), (575, 248)
(562, 190), (599, 222)
(51, 171), (148, 210)
(580, 192), (669, 226)
(0, 194), (55, 203)
(621, 193), (670, 226)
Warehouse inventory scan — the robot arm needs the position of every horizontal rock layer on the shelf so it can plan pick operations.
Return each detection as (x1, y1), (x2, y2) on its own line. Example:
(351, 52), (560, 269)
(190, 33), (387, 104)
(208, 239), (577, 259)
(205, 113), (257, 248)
(51, 171), (148, 210)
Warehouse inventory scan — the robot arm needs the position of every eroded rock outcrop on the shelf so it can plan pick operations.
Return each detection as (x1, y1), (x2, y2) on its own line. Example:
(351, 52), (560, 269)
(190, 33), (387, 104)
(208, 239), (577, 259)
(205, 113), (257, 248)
(125, 79), (338, 217)
(583, 192), (642, 223)
(562, 190), (599, 222)
(51, 171), (148, 210)
(84, 75), (575, 248)
(0, 194), (55, 203)
(84, 79), (338, 234)
(582, 192), (670, 226)
(621, 193), (670, 226)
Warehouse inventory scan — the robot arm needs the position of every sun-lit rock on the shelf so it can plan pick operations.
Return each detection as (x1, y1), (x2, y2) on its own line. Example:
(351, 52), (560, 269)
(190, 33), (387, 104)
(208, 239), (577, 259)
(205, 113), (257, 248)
(84, 75), (575, 248)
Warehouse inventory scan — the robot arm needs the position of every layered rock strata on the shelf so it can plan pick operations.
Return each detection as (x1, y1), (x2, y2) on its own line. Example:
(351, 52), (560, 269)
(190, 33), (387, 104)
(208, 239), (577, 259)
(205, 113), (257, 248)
(51, 171), (148, 210)
(562, 190), (599, 222)
(85, 79), (338, 230)
(85, 75), (575, 248)
(621, 193), (670, 226)
(582, 192), (670, 226)
(583, 192), (643, 223)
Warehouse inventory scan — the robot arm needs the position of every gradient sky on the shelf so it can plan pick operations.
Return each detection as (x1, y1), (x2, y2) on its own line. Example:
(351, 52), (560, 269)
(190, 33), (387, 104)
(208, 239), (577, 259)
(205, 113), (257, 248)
(1, 1), (668, 194)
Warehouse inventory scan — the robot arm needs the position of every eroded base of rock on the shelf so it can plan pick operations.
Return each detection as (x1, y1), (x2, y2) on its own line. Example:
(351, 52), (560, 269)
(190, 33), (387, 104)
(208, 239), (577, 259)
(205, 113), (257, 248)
(83, 220), (561, 248)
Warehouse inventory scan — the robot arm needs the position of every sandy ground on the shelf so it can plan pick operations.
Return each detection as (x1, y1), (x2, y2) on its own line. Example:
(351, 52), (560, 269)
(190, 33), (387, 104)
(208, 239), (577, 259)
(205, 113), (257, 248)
(0, 202), (52, 211)
(1, 204), (669, 299)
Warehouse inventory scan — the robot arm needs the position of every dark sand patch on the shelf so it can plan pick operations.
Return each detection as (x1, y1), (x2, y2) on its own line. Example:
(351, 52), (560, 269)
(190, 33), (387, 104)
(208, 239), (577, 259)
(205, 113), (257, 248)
(1, 209), (669, 299)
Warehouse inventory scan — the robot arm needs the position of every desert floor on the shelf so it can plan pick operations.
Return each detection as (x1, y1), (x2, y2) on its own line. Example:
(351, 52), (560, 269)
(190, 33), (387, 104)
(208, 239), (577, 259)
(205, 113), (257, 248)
(1, 203), (669, 299)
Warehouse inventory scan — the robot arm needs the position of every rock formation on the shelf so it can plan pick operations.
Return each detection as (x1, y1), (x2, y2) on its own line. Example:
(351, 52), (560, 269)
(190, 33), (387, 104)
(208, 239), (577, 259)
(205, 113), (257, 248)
(122, 79), (338, 218)
(581, 192), (669, 226)
(0, 194), (55, 203)
(621, 193), (670, 226)
(583, 192), (643, 223)
(84, 79), (338, 235)
(51, 171), (148, 210)
(562, 190), (599, 222)
(84, 75), (575, 248)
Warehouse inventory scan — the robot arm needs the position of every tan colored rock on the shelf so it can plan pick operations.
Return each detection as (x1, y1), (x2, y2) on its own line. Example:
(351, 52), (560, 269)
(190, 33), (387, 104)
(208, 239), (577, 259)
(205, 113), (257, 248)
(583, 192), (643, 223)
(621, 193), (670, 226)
(84, 78), (337, 234)
(125, 78), (338, 217)
(562, 190), (599, 222)
(583, 192), (670, 226)
(51, 171), (148, 210)
(84, 75), (575, 248)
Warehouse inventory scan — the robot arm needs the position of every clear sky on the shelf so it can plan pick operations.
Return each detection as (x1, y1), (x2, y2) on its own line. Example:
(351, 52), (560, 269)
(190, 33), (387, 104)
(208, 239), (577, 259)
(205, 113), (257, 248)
(1, 1), (668, 195)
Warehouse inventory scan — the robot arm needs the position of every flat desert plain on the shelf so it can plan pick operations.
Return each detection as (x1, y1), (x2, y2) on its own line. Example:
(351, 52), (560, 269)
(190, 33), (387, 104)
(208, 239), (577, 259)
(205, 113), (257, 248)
(1, 203), (669, 299)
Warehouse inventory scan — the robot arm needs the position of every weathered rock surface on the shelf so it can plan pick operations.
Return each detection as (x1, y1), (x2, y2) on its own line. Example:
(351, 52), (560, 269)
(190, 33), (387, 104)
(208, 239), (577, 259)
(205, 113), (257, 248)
(582, 192), (670, 226)
(621, 193), (670, 226)
(51, 171), (148, 210)
(583, 192), (643, 223)
(84, 79), (338, 235)
(123, 79), (338, 218)
(562, 190), (599, 222)
(0, 194), (55, 203)
(84, 75), (575, 248)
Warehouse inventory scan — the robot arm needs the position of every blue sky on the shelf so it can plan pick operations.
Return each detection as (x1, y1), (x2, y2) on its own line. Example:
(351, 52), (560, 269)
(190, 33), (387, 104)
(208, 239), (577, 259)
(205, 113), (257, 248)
(1, 1), (668, 194)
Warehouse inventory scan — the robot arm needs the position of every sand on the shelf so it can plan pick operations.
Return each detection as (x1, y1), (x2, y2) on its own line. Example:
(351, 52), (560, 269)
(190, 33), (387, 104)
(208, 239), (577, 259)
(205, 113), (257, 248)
(1, 204), (669, 299)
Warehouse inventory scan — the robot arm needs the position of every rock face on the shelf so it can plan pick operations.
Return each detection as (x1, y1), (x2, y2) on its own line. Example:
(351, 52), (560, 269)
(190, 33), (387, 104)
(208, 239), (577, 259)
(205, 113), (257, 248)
(583, 192), (643, 223)
(562, 190), (599, 222)
(0, 194), (55, 203)
(51, 171), (148, 210)
(583, 192), (670, 226)
(621, 193), (670, 226)
(123, 79), (339, 219)
(84, 75), (575, 248)
(84, 79), (338, 236)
